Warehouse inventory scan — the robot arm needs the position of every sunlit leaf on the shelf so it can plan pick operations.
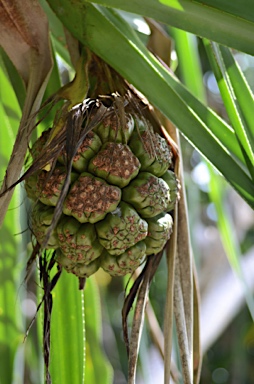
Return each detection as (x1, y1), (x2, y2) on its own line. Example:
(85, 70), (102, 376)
(203, 41), (254, 179)
(84, 0), (254, 55)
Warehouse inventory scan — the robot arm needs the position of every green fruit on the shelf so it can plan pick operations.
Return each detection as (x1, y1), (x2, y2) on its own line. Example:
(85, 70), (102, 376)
(58, 130), (102, 172)
(25, 172), (40, 201)
(37, 167), (78, 207)
(93, 112), (134, 143)
(122, 171), (171, 218)
(25, 166), (78, 206)
(31, 202), (59, 249)
(144, 213), (173, 255)
(63, 172), (121, 223)
(57, 216), (103, 264)
(161, 170), (180, 212)
(88, 142), (140, 187)
(100, 241), (146, 276)
(30, 129), (51, 159)
(26, 100), (179, 278)
(128, 115), (173, 177)
(56, 250), (101, 278)
(95, 202), (148, 255)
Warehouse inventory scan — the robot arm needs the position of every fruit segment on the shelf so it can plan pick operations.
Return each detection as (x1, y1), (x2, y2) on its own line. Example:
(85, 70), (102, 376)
(31, 202), (59, 249)
(144, 213), (173, 255)
(122, 172), (171, 218)
(100, 241), (146, 276)
(58, 131), (102, 172)
(161, 170), (180, 212)
(63, 173), (121, 223)
(56, 250), (101, 278)
(93, 112), (134, 143)
(57, 216), (103, 264)
(88, 142), (140, 188)
(129, 116), (173, 177)
(96, 202), (148, 256)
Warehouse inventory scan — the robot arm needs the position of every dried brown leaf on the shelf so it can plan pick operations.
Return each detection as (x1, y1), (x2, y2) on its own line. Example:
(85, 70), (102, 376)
(0, 0), (53, 227)
(193, 266), (202, 384)
(173, 149), (195, 384)
(0, 0), (52, 86)
(164, 180), (178, 384)
(177, 167), (193, 345)
(146, 300), (181, 384)
(145, 18), (172, 67)
(64, 28), (81, 69)
(174, 251), (192, 384)
(128, 259), (153, 384)
(155, 91), (199, 383)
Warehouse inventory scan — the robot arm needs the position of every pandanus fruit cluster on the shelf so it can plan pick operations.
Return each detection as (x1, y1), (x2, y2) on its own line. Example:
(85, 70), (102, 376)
(25, 60), (179, 280)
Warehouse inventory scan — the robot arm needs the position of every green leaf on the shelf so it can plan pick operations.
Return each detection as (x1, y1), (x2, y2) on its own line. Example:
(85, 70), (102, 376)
(49, 271), (113, 384)
(0, 187), (23, 384)
(84, 277), (113, 384)
(170, 29), (205, 102)
(50, 271), (85, 384)
(37, 43), (62, 134)
(204, 41), (254, 179)
(45, 1), (254, 208)
(179, 0), (254, 23)
(0, 58), (23, 384)
(0, 48), (26, 111)
(84, 0), (254, 55)
(218, 47), (254, 142)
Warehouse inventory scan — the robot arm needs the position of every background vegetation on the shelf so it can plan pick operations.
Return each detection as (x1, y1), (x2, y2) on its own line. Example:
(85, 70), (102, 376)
(0, 1), (253, 383)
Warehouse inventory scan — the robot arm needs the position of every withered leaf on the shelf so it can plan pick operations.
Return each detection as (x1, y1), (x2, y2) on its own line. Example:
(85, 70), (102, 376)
(0, 0), (53, 227)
